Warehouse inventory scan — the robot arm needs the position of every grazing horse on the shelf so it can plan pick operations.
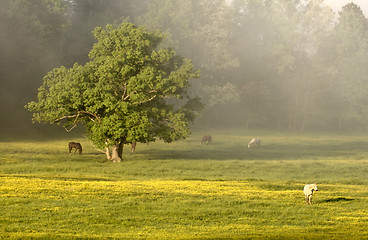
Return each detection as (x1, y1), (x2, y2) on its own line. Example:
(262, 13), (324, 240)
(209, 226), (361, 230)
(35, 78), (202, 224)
(69, 142), (82, 155)
(304, 183), (318, 204)
(248, 137), (261, 148)
(200, 135), (212, 144)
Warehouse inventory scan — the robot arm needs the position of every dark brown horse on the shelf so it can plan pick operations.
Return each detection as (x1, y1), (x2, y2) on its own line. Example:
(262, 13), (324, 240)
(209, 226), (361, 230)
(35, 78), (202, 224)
(200, 135), (212, 144)
(69, 142), (82, 155)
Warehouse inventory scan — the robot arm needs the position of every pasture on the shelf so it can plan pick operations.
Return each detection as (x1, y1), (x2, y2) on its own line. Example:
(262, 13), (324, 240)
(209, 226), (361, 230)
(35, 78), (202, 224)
(0, 129), (368, 239)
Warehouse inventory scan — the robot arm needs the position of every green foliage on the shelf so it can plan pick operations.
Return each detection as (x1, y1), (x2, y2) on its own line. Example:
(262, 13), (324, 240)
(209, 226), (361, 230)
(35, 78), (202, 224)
(26, 22), (202, 156)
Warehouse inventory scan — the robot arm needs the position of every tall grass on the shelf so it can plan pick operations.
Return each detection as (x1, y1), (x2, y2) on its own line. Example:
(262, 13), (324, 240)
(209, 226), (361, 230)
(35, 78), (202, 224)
(1, 129), (368, 239)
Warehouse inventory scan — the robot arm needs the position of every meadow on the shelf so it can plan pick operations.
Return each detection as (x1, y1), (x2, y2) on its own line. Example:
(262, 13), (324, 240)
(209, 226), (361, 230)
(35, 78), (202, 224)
(0, 129), (368, 239)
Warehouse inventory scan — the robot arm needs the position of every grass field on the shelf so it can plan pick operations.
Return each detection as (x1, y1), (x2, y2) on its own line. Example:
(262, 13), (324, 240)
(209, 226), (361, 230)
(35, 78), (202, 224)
(0, 129), (368, 239)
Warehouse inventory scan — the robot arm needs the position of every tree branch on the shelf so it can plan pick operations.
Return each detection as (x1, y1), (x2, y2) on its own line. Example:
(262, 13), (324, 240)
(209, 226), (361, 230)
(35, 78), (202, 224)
(122, 83), (127, 101)
(83, 135), (106, 154)
(133, 95), (157, 105)
(123, 90), (138, 101)
(162, 118), (185, 136)
(53, 111), (101, 123)
(54, 111), (101, 132)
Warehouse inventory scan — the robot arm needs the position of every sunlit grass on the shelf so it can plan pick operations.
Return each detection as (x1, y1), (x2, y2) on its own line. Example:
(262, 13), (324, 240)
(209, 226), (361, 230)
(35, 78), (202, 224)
(1, 176), (367, 239)
(1, 129), (368, 239)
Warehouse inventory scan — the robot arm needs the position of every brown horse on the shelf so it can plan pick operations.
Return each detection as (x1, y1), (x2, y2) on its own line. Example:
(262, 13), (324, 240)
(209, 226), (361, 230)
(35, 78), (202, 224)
(69, 142), (82, 155)
(200, 135), (212, 144)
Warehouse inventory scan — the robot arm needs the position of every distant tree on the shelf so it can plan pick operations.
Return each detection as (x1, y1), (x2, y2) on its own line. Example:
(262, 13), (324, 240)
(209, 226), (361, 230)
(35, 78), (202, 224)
(140, 0), (240, 106)
(0, 0), (69, 132)
(289, 0), (335, 131)
(26, 22), (202, 162)
(230, 0), (301, 128)
(63, 0), (150, 65)
(332, 3), (368, 130)
(231, 0), (338, 131)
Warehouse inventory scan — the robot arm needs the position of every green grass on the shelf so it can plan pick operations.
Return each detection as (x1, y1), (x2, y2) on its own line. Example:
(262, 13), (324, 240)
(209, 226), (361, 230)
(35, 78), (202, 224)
(0, 129), (368, 239)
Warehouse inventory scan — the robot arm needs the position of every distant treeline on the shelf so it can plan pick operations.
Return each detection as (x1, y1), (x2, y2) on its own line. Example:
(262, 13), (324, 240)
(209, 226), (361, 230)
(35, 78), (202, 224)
(1, 0), (368, 132)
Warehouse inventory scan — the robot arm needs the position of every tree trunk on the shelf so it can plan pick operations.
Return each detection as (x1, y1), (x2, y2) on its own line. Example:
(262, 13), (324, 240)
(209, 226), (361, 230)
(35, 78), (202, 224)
(111, 145), (122, 162)
(105, 147), (112, 160)
(118, 140), (124, 158)
(105, 139), (124, 162)
(105, 146), (123, 162)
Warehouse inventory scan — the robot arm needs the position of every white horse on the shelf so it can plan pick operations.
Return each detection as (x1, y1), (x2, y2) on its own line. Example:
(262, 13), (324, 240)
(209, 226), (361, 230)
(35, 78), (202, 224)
(303, 183), (318, 204)
(248, 138), (261, 148)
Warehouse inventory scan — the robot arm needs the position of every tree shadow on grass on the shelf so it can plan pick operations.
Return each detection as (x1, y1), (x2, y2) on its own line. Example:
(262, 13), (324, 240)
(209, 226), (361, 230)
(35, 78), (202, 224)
(137, 139), (368, 161)
(320, 197), (354, 203)
(139, 143), (252, 160)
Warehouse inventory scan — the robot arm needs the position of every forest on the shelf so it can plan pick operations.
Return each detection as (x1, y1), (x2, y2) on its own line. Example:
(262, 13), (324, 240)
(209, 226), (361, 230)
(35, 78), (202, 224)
(1, 0), (368, 134)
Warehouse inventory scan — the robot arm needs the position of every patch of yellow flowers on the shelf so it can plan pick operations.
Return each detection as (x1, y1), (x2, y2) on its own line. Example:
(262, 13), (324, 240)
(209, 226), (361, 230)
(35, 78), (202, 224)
(0, 175), (300, 201)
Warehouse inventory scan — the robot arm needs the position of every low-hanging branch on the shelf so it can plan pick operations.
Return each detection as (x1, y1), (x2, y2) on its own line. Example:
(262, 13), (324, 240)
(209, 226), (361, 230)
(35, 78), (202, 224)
(53, 111), (101, 132)
(53, 110), (101, 123)
(83, 134), (106, 154)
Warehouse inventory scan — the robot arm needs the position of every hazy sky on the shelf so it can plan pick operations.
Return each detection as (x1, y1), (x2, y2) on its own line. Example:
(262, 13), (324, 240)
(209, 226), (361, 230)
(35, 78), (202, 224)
(324, 0), (368, 17)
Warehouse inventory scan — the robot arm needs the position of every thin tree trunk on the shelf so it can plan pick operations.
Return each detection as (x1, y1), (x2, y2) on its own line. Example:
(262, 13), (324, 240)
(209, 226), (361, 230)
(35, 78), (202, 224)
(300, 72), (312, 132)
(245, 116), (250, 129)
(338, 116), (343, 131)
(293, 91), (299, 130)
(300, 100), (308, 132)
(105, 147), (112, 160)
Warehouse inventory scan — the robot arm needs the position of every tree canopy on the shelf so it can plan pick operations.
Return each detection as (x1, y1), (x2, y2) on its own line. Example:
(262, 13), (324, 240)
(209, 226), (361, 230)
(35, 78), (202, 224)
(26, 22), (202, 161)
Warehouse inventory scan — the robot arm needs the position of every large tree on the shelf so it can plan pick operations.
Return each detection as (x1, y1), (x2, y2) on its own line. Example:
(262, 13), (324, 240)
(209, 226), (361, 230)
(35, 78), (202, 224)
(26, 22), (202, 162)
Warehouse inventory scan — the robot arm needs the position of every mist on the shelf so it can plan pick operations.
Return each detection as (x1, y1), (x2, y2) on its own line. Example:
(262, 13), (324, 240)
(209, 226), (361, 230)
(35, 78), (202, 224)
(1, 0), (368, 137)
